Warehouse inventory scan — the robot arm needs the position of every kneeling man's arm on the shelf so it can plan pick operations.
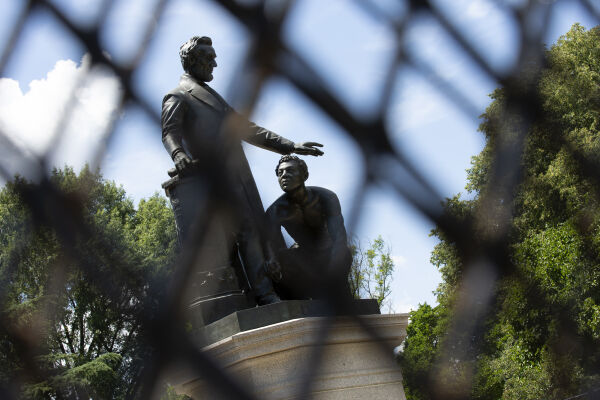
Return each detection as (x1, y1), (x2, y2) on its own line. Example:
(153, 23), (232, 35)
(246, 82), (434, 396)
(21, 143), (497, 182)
(323, 193), (351, 265)
(264, 205), (287, 280)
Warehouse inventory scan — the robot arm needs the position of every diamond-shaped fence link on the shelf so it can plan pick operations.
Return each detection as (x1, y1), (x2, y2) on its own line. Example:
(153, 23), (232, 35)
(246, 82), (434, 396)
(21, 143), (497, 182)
(0, 0), (599, 399)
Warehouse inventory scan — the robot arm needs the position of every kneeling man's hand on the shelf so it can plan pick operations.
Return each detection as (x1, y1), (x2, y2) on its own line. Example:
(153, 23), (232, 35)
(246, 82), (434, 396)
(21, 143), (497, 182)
(265, 259), (283, 282)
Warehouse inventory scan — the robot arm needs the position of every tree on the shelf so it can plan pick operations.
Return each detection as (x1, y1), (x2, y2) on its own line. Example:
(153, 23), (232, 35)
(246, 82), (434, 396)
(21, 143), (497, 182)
(349, 235), (395, 311)
(399, 304), (446, 400)
(399, 24), (600, 400)
(0, 166), (177, 399)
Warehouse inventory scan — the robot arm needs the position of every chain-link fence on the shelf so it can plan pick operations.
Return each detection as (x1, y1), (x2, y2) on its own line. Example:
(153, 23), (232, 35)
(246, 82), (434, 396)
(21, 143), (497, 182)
(1, 0), (600, 399)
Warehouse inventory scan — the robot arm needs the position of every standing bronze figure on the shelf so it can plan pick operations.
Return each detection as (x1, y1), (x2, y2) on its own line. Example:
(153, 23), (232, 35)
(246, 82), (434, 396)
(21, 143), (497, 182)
(161, 36), (323, 321)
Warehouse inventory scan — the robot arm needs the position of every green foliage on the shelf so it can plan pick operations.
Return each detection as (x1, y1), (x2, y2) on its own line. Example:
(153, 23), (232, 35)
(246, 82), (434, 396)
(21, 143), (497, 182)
(50, 353), (122, 399)
(0, 165), (177, 399)
(401, 24), (600, 400)
(22, 353), (124, 399)
(160, 385), (192, 400)
(398, 304), (444, 400)
(349, 236), (395, 310)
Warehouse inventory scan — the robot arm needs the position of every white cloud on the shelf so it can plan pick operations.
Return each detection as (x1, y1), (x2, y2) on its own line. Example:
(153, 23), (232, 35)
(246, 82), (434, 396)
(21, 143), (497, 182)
(0, 55), (122, 180)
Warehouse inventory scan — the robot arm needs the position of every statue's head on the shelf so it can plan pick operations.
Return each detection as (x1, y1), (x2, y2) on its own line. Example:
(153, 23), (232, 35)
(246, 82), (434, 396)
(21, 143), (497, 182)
(179, 36), (217, 82)
(276, 155), (308, 193)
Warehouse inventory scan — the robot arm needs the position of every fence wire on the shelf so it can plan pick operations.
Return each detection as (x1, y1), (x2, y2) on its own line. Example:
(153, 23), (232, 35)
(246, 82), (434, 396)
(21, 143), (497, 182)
(0, 0), (599, 399)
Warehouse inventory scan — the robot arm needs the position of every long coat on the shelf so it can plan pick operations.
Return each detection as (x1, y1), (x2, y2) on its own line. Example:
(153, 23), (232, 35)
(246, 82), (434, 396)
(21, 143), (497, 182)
(161, 73), (295, 219)
(161, 73), (294, 298)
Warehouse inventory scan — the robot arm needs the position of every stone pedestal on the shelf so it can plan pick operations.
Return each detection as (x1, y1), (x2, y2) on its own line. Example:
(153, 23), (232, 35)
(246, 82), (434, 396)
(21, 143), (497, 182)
(176, 313), (408, 399)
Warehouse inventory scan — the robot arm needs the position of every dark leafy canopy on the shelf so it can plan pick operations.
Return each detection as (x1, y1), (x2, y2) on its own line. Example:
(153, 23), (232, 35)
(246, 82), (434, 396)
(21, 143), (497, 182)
(0, 166), (177, 399)
(399, 24), (600, 400)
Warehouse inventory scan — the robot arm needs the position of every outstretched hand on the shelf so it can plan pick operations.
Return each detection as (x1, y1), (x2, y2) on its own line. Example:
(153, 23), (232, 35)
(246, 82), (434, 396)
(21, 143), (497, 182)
(293, 142), (324, 156)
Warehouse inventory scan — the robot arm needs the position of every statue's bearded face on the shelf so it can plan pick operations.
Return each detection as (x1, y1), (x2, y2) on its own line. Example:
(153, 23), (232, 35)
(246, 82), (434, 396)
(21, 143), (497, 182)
(277, 161), (305, 192)
(190, 45), (217, 82)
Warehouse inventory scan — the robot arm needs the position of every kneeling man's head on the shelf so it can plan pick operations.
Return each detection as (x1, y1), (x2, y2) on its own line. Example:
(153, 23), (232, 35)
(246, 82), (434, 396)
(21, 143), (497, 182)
(276, 155), (308, 192)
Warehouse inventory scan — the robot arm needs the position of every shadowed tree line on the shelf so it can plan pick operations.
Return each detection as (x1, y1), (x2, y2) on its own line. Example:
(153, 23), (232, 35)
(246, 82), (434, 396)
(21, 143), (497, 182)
(0, 166), (178, 399)
(399, 24), (600, 400)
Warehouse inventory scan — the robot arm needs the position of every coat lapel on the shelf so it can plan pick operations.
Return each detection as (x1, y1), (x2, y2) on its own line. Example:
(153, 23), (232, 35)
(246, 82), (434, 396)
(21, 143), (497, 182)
(179, 74), (225, 112)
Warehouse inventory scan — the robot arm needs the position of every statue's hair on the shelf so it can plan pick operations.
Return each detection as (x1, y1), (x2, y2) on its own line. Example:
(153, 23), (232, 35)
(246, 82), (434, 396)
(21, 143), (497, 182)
(276, 155), (308, 180)
(179, 36), (212, 72)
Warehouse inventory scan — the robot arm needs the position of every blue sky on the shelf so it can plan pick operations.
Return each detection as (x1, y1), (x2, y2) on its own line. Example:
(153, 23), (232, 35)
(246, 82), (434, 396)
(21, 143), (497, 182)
(0, 0), (597, 312)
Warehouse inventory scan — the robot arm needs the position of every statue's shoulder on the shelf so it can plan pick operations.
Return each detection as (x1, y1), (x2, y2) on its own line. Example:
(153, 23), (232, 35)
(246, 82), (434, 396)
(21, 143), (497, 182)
(266, 194), (291, 217)
(308, 186), (339, 201)
(308, 186), (342, 214)
(163, 75), (195, 102)
(163, 85), (188, 103)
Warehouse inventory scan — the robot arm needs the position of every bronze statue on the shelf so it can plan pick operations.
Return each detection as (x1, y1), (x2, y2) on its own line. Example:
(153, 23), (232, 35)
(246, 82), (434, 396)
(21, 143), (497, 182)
(161, 36), (324, 310)
(265, 156), (352, 300)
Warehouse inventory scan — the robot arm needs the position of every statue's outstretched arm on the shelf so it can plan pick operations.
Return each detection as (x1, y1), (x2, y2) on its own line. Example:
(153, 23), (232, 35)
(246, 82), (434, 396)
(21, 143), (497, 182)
(232, 111), (324, 156)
